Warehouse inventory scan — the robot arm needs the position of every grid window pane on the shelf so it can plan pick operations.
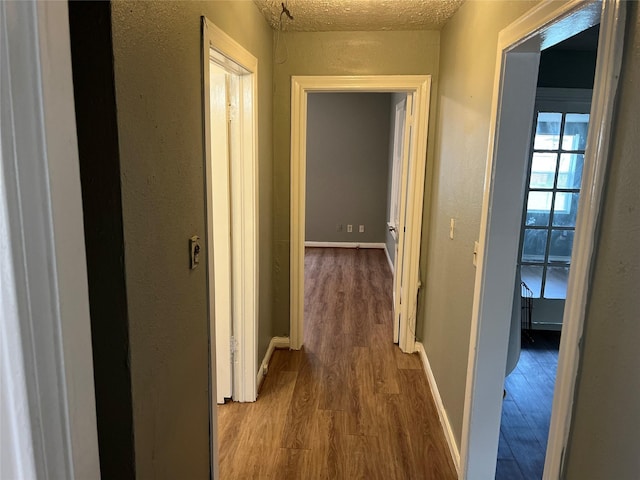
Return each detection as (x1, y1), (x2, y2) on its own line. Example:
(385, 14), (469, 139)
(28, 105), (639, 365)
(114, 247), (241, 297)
(548, 230), (574, 263)
(530, 152), (558, 188)
(545, 266), (570, 299)
(525, 192), (552, 226)
(522, 229), (548, 263)
(521, 109), (589, 300)
(557, 153), (584, 189)
(552, 193), (579, 227)
(534, 112), (562, 150)
(520, 265), (544, 298)
(562, 113), (590, 150)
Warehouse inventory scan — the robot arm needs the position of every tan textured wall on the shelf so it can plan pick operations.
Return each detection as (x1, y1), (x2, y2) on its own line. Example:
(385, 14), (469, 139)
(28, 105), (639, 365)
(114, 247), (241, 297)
(418, 0), (538, 446)
(272, 30), (440, 334)
(110, 2), (273, 477)
(564, 4), (640, 478)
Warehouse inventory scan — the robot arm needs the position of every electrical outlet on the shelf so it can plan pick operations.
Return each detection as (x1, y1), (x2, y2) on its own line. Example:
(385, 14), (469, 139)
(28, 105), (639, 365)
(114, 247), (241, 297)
(347, 224), (353, 233)
(359, 225), (365, 233)
(337, 224), (343, 232)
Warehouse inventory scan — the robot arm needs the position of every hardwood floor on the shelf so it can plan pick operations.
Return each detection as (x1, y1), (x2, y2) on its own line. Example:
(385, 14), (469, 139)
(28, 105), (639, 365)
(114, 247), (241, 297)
(496, 330), (561, 480)
(218, 247), (457, 479)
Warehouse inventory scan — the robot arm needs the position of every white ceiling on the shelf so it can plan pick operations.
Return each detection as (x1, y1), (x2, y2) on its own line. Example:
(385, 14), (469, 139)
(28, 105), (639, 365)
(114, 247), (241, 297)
(253, 0), (465, 32)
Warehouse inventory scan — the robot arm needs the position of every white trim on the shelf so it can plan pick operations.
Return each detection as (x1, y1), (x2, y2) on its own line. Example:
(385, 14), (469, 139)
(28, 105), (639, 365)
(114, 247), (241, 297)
(545, 1), (625, 476)
(202, 16), (260, 479)
(1, 2), (100, 478)
(290, 75), (431, 354)
(304, 241), (386, 249)
(256, 336), (291, 391)
(416, 342), (460, 476)
(384, 244), (394, 274)
(203, 17), (259, 403)
(460, 1), (626, 479)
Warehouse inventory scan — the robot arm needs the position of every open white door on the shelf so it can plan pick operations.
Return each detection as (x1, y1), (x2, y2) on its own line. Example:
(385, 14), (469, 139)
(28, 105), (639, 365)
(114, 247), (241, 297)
(209, 64), (233, 403)
(203, 17), (259, 410)
(391, 94), (414, 345)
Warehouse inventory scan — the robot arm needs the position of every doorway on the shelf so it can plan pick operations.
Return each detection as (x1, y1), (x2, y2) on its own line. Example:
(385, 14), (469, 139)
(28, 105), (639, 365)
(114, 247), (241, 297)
(290, 75), (431, 355)
(201, 17), (260, 475)
(460, 1), (626, 479)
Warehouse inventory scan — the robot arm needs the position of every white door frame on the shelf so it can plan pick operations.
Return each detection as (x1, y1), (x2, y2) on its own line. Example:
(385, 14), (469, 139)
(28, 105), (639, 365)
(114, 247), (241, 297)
(201, 17), (259, 476)
(460, 1), (626, 479)
(0, 2), (100, 478)
(290, 75), (431, 353)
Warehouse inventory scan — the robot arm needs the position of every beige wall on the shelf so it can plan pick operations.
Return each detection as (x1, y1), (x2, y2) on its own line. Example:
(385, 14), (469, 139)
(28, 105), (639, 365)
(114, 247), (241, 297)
(563, 4), (640, 478)
(419, 0), (537, 445)
(110, 1), (273, 477)
(423, 1), (639, 475)
(272, 30), (440, 334)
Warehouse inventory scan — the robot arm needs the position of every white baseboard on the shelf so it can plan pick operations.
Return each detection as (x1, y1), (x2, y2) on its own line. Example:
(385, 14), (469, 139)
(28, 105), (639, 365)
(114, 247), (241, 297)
(256, 336), (290, 392)
(304, 241), (385, 249)
(415, 342), (461, 476)
(384, 243), (394, 274)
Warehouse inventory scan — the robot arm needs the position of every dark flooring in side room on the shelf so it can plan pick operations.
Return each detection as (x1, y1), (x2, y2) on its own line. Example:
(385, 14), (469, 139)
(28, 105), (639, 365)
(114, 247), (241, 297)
(496, 330), (561, 480)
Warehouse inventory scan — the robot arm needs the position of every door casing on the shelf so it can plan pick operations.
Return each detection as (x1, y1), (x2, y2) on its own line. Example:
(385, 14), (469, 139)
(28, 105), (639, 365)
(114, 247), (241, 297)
(202, 17), (260, 478)
(460, 1), (626, 478)
(289, 75), (431, 354)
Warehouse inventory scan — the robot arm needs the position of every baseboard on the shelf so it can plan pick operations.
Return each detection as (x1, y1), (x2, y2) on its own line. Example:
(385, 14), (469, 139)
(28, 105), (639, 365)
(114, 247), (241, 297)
(384, 243), (394, 274)
(304, 241), (385, 249)
(415, 342), (461, 476)
(256, 336), (290, 392)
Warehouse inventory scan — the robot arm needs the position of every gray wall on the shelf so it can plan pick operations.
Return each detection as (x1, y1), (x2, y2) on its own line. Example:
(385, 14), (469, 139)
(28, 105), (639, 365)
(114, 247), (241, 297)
(563, 4), (640, 477)
(305, 93), (391, 244)
(110, 1), (273, 477)
(272, 30), (441, 335)
(385, 92), (408, 267)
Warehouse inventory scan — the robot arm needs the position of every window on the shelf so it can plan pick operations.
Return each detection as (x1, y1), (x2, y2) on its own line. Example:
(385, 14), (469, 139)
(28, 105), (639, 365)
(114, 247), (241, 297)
(520, 107), (590, 299)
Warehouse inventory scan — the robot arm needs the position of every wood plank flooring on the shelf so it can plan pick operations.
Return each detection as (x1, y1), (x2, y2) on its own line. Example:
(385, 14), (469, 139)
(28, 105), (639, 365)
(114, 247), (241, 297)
(496, 330), (561, 480)
(218, 247), (457, 479)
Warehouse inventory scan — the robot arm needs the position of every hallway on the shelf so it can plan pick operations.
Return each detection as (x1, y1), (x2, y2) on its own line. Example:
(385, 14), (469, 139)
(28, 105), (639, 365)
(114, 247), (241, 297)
(217, 248), (457, 478)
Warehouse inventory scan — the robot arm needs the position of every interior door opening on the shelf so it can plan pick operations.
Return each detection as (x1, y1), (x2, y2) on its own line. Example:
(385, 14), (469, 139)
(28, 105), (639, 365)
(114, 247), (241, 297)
(461, 2), (625, 478)
(302, 91), (414, 352)
(498, 26), (596, 478)
(202, 17), (260, 478)
(290, 76), (432, 356)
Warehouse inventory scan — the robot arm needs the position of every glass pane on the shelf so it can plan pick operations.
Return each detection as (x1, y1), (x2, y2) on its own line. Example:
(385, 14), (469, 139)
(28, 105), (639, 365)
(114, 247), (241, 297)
(548, 229), (574, 263)
(520, 265), (543, 298)
(552, 193), (579, 227)
(562, 113), (590, 150)
(557, 153), (584, 189)
(544, 266), (570, 299)
(522, 229), (548, 263)
(530, 152), (557, 188)
(525, 192), (552, 226)
(534, 112), (562, 150)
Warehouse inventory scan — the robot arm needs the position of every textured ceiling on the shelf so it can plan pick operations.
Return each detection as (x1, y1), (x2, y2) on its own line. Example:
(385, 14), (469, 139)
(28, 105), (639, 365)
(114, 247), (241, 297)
(253, 0), (465, 32)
